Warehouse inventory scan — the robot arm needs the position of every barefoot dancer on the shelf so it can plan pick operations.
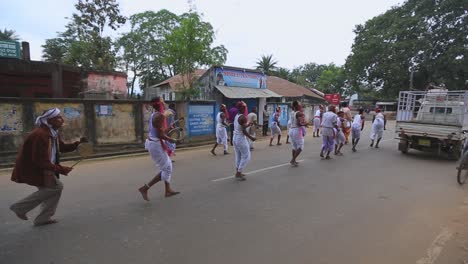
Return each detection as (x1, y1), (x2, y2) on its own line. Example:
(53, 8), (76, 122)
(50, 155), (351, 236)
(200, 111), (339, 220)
(233, 101), (256, 181)
(320, 105), (338, 160)
(269, 106), (282, 146)
(289, 101), (306, 166)
(370, 108), (385, 148)
(313, 105), (323, 137)
(139, 97), (180, 201)
(351, 109), (365, 152)
(211, 104), (230, 155)
(334, 111), (346, 156)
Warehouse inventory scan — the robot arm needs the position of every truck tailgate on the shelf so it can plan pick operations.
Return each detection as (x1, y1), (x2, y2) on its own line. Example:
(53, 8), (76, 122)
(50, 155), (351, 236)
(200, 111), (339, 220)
(396, 122), (462, 140)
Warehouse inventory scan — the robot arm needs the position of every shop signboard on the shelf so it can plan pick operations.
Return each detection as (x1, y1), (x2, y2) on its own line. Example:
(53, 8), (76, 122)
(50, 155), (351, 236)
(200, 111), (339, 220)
(214, 67), (267, 89)
(188, 104), (215, 136)
(324, 93), (341, 105)
(0, 41), (20, 59)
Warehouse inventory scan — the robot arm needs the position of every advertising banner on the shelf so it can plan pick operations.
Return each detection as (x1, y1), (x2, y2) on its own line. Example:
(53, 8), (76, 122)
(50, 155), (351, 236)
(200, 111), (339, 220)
(188, 104), (215, 136)
(0, 41), (20, 59)
(324, 94), (341, 105)
(214, 67), (267, 89)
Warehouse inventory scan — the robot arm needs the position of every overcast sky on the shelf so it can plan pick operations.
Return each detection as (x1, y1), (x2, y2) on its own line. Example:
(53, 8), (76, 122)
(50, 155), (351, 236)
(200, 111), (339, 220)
(1, 0), (404, 70)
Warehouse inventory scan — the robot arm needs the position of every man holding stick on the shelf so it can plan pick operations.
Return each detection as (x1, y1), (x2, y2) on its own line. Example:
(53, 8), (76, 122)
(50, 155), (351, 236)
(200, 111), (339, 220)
(10, 108), (87, 226)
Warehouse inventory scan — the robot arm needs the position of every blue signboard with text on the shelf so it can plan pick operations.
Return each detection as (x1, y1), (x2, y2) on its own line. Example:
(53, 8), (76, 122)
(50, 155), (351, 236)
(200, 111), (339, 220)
(214, 67), (267, 89)
(188, 104), (215, 136)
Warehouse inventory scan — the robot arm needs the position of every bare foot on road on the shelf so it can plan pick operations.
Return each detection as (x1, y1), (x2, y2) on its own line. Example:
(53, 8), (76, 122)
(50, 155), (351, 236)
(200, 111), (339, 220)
(165, 191), (180, 198)
(138, 186), (150, 201)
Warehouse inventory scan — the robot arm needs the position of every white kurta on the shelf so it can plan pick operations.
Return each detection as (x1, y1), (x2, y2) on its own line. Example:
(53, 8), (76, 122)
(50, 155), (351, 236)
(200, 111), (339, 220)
(288, 111), (304, 150)
(370, 113), (384, 140)
(313, 109), (321, 132)
(216, 112), (228, 151)
(233, 114), (251, 172)
(352, 114), (363, 139)
(335, 118), (346, 145)
(270, 114), (281, 136)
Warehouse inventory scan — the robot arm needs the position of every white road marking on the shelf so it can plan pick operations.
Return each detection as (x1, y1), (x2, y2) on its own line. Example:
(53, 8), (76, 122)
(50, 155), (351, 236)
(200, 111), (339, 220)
(212, 159), (305, 182)
(416, 227), (453, 264)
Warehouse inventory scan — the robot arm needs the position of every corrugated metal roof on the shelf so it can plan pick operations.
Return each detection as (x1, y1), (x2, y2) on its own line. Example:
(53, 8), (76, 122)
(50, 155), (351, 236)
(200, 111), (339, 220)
(215, 85), (281, 98)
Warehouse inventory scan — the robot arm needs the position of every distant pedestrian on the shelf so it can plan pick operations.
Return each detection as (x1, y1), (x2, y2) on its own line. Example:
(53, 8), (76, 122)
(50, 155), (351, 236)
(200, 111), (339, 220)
(247, 106), (258, 150)
(262, 105), (269, 136)
(233, 101), (256, 181)
(320, 105), (338, 160)
(334, 111), (346, 156)
(288, 101), (306, 166)
(139, 97), (180, 201)
(211, 104), (230, 155)
(370, 108), (385, 148)
(10, 108), (87, 226)
(351, 109), (365, 152)
(166, 103), (177, 129)
(341, 102), (352, 144)
(269, 106), (282, 146)
(228, 103), (238, 146)
(313, 105), (323, 137)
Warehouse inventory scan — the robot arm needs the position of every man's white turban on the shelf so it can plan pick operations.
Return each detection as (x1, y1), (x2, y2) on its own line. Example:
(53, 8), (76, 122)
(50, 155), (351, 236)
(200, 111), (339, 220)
(35, 108), (61, 126)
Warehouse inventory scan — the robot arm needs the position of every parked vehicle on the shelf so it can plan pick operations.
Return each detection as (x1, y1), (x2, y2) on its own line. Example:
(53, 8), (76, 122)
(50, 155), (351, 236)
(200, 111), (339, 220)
(396, 89), (468, 159)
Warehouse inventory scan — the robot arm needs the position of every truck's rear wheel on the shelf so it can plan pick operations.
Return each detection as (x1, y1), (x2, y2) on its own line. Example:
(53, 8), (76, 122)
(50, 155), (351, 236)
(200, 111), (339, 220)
(398, 140), (409, 154)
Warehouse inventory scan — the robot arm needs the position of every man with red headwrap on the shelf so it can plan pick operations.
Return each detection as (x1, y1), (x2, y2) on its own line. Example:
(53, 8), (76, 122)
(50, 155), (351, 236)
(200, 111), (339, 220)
(211, 104), (230, 155)
(233, 101), (256, 181)
(138, 97), (180, 201)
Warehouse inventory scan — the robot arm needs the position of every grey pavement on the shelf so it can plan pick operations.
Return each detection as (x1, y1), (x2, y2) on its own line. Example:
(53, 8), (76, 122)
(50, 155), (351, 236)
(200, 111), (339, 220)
(1, 121), (468, 264)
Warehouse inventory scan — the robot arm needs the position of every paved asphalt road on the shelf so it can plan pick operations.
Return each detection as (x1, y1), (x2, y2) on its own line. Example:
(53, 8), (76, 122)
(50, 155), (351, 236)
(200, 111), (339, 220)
(1, 121), (468, 264)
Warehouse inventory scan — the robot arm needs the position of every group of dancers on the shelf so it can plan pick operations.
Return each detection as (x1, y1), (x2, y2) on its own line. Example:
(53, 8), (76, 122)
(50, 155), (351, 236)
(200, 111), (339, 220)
(209, 100), (388, 179)
(7, 98), (386, 226)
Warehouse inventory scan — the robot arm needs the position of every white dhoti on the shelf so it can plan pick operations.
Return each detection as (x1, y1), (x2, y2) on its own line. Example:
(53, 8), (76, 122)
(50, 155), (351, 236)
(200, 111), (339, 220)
(289, 127), (304, 150)
(233, 135), (251, 172)
(370, 120), (384, 140)
(216, 126), (228, 151)
(351, 125), (361, 139)
(145, 139), (172, 182)
(313, 117), (321, 132)
(335, 129), (346, 145)
(270, 122), (281, 136)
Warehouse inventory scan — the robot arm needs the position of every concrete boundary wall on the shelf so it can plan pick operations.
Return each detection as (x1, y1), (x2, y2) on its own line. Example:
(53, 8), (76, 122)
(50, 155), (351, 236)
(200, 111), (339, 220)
(0, 98), (216, 157)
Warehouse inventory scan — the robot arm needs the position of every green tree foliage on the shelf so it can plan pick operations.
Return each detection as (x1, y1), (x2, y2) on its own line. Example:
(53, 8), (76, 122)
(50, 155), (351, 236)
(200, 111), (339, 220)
(42, 0), (126, 71)
(255, 54), (278, 75)
(116, 10), (180, 97)
(163, 12), (228, 100)
(316, 64), (347, 94)
(0, 28), (20, 41)
(42, 38), (67, 63)
(290, 63), (329, 88)
(271, 67), (293, 81)
(345, 0), (467, 97)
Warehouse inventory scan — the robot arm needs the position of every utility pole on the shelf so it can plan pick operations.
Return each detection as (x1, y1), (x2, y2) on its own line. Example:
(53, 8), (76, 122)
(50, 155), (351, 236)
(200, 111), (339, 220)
(409, 70), (414, 90)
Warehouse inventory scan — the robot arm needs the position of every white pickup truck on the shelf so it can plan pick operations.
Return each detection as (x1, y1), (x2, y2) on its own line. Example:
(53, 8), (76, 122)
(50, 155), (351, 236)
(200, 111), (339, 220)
(396, 89), (468, 159)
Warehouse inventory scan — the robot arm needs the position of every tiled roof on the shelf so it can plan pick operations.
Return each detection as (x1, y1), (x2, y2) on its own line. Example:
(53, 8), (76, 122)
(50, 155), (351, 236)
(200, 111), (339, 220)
(154, 69), (207, 90)
(266, 76), (323, 99)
